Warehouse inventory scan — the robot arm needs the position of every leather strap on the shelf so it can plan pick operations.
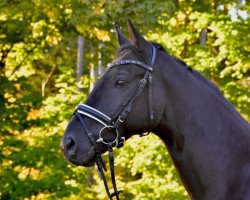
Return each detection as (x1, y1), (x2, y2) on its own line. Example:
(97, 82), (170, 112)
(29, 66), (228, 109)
(108, 142), (123, 199)
(148, 45), (157, 127)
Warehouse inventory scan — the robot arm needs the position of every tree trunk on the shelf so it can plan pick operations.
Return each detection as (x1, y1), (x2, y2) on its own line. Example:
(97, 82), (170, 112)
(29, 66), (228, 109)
(200, 28), (207, 46)
(98, 43), (105, 76)
(76, 36), (84, 91)
(89, 42), (105, 92)
(89, 42), (95, 92)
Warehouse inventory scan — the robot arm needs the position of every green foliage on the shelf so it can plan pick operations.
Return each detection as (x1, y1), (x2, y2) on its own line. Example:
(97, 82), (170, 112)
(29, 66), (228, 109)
(0, 0), (249, 199)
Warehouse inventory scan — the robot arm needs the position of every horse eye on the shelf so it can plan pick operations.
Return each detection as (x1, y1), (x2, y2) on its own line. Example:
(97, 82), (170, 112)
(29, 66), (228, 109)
(116, 80), (127, 87)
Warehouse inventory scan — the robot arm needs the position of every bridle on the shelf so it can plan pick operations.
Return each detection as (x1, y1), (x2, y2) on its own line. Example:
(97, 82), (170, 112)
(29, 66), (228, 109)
(74, 45), (157, 199)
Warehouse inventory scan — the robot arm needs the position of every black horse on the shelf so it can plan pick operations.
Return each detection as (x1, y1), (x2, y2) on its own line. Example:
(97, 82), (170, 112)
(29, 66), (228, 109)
(61, 20), (250, 200)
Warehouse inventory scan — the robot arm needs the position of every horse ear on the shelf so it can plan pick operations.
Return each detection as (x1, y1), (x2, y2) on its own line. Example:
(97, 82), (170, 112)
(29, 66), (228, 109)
(114, 25), (130, 46)
(126, 19), (150, 52)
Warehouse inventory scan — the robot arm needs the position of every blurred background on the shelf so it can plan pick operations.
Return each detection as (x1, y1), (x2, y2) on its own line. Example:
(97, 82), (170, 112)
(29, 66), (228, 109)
(0, 0), (249, 199)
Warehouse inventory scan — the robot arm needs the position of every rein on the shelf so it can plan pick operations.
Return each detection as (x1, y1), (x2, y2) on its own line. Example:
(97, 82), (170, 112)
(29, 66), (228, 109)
(74, 45), (157, 199)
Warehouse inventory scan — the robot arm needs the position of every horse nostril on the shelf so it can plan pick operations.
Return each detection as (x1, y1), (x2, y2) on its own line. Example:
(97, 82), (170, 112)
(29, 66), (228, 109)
(65, 138), (75, 150)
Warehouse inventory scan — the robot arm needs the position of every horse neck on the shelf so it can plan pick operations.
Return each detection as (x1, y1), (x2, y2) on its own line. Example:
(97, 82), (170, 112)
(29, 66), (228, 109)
(153, 52), (250, 199)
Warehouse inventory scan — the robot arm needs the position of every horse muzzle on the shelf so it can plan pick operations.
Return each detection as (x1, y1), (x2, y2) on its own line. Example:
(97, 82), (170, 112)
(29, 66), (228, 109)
(61, 135), (96, 167)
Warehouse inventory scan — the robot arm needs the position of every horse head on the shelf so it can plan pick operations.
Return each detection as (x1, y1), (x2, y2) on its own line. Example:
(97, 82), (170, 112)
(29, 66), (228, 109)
(61, 20), (165, 167)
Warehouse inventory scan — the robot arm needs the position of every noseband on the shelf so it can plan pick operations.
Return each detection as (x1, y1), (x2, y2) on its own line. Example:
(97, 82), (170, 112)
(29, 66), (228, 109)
(74, 45), (157, 199)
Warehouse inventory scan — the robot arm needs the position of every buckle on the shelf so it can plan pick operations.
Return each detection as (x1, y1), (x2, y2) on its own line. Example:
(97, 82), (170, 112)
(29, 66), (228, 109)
(118, 116), (124, 123)
(96, 138), (104, 143)
(111, 190), (123, 197)
(139, 131), (150, 137)
(116, 137), (125, 148)
(140, 79), (147, 85)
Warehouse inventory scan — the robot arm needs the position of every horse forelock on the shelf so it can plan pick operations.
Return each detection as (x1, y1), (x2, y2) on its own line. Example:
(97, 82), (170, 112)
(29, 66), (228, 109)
(116, 43), (133, 57)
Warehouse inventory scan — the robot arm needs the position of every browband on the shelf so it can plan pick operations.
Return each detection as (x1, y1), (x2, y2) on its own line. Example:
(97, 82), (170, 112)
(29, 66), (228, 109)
(108, 60), (153, 72)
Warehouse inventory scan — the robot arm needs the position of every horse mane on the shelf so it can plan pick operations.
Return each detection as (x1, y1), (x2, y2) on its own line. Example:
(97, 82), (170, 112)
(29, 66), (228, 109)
(151, 42), (222, 96)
